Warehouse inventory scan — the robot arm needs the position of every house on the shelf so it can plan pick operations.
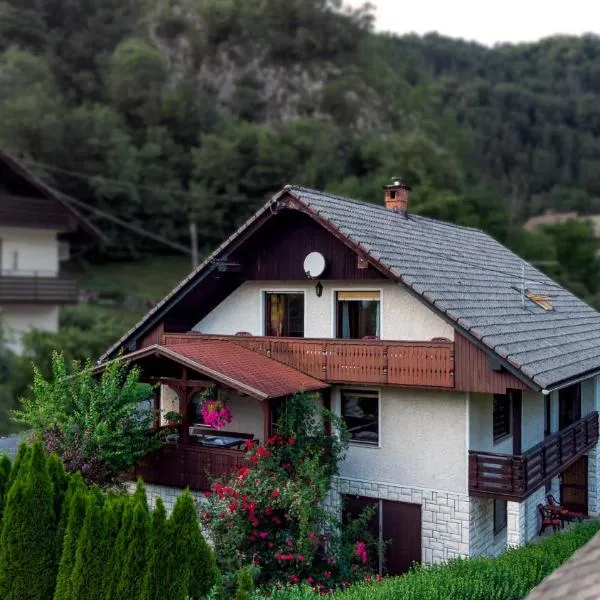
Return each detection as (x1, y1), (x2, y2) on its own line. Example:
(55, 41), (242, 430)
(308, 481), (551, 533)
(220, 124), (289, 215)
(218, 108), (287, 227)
(0, 150), (100, 353)
(98, 180), (600, 575)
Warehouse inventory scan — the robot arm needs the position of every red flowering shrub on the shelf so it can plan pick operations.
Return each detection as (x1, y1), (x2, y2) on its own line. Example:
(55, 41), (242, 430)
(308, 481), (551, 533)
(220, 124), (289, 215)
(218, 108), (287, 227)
(201, 391), (376, 594)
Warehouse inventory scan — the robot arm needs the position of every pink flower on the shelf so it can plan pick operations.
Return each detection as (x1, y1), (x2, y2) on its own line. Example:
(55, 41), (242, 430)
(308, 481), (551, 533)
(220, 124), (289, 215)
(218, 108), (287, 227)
(323, 571), (331, 579)
(271, 490), (280, 499)
(355, 541), (368, 564)
(297, 554), (305, 562)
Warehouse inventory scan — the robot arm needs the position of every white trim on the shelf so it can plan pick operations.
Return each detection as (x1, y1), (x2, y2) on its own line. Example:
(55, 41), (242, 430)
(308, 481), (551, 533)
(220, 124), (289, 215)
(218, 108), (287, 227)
(259, 288), (307, 337)
(340, 387), (382, 449)
(330, 286), (384, 339)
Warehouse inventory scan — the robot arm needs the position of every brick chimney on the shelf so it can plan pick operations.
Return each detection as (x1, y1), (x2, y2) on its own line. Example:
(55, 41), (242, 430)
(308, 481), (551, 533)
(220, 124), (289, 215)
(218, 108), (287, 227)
(384, 177), (411, 214)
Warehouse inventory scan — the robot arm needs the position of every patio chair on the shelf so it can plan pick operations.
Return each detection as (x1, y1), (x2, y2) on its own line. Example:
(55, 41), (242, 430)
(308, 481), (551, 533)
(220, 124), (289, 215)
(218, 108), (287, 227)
(538, 504), (561, 536)
(546, 494), (586, 522)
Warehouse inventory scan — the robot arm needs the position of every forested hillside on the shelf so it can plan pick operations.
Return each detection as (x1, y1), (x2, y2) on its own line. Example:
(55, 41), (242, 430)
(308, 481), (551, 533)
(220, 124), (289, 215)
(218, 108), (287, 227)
(2, 0), (600, 301)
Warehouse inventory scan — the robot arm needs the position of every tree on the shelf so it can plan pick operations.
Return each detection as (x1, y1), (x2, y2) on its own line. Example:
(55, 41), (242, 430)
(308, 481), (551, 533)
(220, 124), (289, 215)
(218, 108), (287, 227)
(14, 353), (158, 484)
(115, 482), (150, 600)
(48, 453), (69, 526)
(171, 491), (219, 599)
(140, 498), (169, 600)
(0, 454), (11, 519)
(0, 442), (58, 600)
(70, 492), (108, 600)
(54, 486), (88, 600)
(234, 566), (255, 600)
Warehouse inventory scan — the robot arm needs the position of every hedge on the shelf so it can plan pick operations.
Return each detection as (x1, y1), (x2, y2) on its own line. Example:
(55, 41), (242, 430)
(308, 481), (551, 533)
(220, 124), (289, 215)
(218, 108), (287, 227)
(265, 521), (600, 600)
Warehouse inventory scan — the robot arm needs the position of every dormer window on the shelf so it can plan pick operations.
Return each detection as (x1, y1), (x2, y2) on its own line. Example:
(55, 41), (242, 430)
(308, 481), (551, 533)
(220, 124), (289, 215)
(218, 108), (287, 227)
(336, 291), (380, 339)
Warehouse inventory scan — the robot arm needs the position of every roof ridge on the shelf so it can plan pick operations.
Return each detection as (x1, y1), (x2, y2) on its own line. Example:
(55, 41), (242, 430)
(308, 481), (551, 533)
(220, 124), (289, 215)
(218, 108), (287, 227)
(285, 184), (485, 234)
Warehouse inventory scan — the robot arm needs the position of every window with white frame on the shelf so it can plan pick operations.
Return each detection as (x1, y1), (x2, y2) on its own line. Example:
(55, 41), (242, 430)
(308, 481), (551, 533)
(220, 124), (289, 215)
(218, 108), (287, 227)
(336, 291), (380, 339)
(341, 389), (379, 445)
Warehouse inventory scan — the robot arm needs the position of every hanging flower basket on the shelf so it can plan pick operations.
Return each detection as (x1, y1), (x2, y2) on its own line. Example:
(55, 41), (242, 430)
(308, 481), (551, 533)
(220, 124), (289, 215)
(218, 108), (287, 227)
(201, 397), (233, 430)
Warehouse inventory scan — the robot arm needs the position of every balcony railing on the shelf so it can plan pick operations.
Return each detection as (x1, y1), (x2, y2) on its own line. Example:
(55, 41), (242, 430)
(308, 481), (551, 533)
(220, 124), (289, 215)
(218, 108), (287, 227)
(0, 271), (77, 303)
(135, 441), (249, 491)
(162, 333), (455, 388)
(469, 411), (599, 501)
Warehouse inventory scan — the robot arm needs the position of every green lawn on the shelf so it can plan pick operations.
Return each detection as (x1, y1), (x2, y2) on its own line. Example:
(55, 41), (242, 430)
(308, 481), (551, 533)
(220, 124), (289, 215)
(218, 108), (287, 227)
(67, 256), (193, 303)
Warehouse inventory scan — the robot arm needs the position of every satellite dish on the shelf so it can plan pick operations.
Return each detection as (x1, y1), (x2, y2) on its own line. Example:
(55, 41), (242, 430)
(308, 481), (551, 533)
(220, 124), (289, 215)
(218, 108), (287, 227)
(303, 252), (326, 278)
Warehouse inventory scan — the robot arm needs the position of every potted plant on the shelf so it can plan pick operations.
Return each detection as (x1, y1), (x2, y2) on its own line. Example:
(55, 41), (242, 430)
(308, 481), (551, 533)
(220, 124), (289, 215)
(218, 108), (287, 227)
(164, 411), (182, 427)
(199, 387), (232, 430)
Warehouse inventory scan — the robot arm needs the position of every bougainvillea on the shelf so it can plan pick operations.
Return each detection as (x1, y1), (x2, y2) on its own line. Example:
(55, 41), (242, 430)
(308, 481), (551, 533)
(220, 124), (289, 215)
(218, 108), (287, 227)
(201, 391), (377, 595)
(200, 398), (233, 430)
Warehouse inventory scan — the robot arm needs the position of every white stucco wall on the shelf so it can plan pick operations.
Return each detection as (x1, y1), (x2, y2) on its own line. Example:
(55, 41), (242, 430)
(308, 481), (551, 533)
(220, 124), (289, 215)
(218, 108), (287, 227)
(216, 389), (265, 441)
(194, 280), (454, 341)
(0, 227), (59, 275)
(159, 385), (180, 426)
(335, 386), (467, 493)
(0, 304), (59, 354)
(522, 391), (544, 452)
(469, 393), (513, 454)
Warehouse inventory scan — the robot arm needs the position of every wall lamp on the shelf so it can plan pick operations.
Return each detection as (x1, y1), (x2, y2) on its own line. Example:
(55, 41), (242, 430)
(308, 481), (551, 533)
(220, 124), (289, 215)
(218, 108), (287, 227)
(315, 281), (323, 298)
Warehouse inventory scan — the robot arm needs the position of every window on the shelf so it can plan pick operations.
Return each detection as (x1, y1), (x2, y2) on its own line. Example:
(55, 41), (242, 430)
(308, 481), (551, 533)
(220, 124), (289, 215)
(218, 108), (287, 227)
(336, 291), (380, 339)
(341, 390), (379, 445)
(493, 499), (507, 535)
(493, 394), (511, 442)
(559, 383), (581, 430)
(264, 293), (304, 337)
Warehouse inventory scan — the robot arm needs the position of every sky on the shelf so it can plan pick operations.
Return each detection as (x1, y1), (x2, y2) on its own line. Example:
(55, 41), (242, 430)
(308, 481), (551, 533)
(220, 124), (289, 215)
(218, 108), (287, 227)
(347, 0), (600, 46)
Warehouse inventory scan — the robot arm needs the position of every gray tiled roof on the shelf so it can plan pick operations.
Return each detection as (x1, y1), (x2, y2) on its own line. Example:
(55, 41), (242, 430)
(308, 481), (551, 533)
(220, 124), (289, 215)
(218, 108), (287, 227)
(102, 184), (600, 390)
(525, 531), (600, 600)
(287, 185), (600, 390)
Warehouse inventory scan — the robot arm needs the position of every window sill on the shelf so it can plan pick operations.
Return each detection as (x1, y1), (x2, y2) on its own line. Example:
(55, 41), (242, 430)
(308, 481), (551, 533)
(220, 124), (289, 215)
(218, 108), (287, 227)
(349, 441), (380, 449)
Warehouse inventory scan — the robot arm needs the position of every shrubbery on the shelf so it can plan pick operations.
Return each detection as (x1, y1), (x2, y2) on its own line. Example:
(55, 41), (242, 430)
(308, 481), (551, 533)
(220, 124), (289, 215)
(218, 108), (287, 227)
(263, 521), (600, 600)
(0, 444), (219, 600)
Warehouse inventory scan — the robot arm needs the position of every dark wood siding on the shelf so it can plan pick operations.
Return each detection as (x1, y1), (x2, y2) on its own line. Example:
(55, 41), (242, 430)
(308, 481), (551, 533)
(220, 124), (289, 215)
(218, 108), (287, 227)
(0, 194), (74, 230)
(234, 210), (386, 281)
(454, 333), (530, 393)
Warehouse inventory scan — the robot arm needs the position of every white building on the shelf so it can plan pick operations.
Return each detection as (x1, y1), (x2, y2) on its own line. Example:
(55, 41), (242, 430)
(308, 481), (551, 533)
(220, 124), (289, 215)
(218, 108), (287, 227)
(0, 150), (98, 353)
(98, 182), (600, 576)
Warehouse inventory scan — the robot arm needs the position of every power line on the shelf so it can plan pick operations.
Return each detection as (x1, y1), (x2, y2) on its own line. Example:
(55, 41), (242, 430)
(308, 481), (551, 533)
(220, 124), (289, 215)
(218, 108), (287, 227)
(60, 194), (191, 255)
(23, 158), (571, 290)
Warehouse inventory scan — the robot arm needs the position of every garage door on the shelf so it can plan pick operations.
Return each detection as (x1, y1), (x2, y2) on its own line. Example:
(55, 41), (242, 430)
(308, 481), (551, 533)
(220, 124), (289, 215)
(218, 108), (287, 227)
(344, 495), (422, 576)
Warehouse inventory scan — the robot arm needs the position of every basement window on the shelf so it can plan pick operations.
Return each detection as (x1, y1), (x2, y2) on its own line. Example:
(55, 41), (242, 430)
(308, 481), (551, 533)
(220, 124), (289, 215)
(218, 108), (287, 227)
(493, 499), (507, 535)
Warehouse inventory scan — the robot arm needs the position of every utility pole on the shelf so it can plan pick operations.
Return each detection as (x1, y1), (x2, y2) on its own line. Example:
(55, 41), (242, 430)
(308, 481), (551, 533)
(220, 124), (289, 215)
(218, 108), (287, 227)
(190, 221), (199, 269)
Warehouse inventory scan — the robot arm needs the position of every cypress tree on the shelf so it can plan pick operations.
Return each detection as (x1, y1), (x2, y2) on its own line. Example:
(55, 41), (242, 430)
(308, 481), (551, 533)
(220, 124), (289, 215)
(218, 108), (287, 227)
(7, 443), (29, 487)
(102, 496), (127, 600)
(115, 482), (150, 600)
(140, 498), (171, 600)
(56, 473), (86, 552)
(235, 566), (255, 600)
(70, 494), (108, 600)
(0, 453), (12, 518)
(0, 442), (58, 600)
(170, 491), (220, 600)
(53, 487), (87, 600)
(48, 453), (69, 526)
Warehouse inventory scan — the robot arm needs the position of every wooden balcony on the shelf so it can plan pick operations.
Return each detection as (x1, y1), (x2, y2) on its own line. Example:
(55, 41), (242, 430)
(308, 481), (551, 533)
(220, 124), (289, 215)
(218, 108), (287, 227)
(163, 334), (455, 388)
(0, 272), (77, 303)
(469, 411), (599, 501)
(135, 441), (249, 491)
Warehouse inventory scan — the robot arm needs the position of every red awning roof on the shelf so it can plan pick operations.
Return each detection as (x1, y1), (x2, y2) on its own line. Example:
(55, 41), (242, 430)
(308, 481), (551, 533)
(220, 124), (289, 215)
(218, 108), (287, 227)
(98, 340), (328, 400)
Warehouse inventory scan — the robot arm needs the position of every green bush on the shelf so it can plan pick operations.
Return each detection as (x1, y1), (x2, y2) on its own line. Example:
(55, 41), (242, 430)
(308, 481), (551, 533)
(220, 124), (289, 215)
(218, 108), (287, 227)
(0, 442), (58, 600)
(263, 521), (600, 600)
(0, 453), (11, 518)
(48, 452), (69, 525)
(235, 566), (255, 600)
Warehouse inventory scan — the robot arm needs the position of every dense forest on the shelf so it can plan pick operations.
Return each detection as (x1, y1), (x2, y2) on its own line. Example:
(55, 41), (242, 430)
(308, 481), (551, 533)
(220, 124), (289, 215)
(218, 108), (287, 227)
(2, 0), (600, 303)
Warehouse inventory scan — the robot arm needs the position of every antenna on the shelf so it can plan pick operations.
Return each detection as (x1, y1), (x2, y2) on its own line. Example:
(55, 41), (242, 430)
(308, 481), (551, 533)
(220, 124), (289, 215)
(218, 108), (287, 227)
(521, 263), (525, 309)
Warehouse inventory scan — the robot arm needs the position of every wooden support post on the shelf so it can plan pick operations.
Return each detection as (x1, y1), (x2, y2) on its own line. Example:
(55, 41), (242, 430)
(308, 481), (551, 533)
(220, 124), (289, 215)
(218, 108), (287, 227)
(512, 390), (522, 455)
(152, 385), (161, 430)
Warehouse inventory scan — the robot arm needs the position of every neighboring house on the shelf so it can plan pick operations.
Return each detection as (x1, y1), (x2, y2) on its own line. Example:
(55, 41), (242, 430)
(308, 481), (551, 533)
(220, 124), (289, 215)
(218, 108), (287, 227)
(98, 181), (600, 576)
(525, 531), (600, 599)
(0, 150), (100, 353)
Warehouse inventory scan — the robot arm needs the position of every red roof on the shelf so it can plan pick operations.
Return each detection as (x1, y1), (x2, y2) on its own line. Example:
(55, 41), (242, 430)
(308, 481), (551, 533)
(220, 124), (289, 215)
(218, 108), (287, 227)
(100, 339), (329, 400)
(168, 340), (328, 399)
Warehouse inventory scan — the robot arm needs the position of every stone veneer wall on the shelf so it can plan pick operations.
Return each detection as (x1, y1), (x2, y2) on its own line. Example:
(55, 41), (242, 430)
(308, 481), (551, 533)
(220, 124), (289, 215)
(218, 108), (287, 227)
(126, 482), (206, 513)
(329, 477), (470, 564)
(469, 497), (507, 557)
